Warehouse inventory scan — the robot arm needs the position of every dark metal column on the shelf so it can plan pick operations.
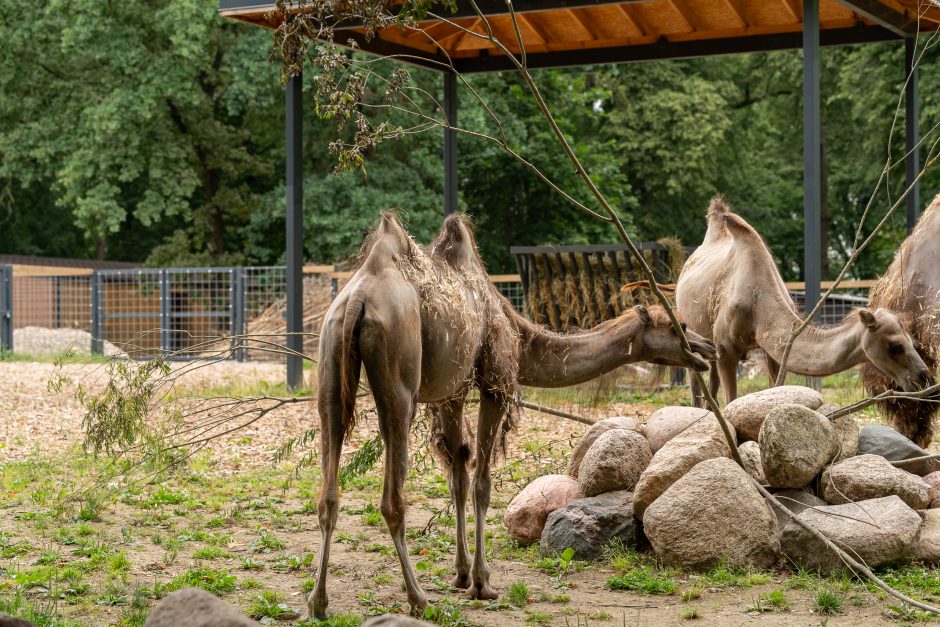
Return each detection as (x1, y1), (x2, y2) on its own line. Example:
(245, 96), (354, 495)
(0, 265), (12, 355)
(443, 72), (458, 216)
(803, 0), (822, 317)
(286, 73), (305, 390)
(905, 37), (921, 234)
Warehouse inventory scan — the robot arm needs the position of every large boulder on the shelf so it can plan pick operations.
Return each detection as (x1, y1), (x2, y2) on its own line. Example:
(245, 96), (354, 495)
(540, 490), (640, 561)
(767, 489), (827, 533)
(578, 430), (651, 497)
(725, 386), (824, 442)
(643, 406), (715, 453)
(759, 404), (836, 488)
(567, 417), (639, 478)
(144, 588), (259, 627)
(819, 454), (930, 510)
(738, 441), (766, 484)
(915, 510), (940, 563)
(858, 425), (940, 476)
(0, 615), (34, 627)
(505, 475), (582, 546)
(922, 472), (940, 508)
(643, 458), (779, 569)
(633, 416), (735, 518)
(780, 496), (922, 574)
(829, 414), (860, 462)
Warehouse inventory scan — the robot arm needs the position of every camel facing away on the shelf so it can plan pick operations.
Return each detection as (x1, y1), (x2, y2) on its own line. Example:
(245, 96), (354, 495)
(862, 193), (940, 447)
(309, 212), (717, 619)
(675, 196), (930, 408)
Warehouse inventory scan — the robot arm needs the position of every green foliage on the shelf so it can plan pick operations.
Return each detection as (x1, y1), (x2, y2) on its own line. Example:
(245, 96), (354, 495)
(505, 581), (530, 607)
(165, 568), (237, 595)
(247, 590), (300, 620)
(604, 543), (678, 595)
(339, 433), (384, 489)
(815, 589), (843, 615)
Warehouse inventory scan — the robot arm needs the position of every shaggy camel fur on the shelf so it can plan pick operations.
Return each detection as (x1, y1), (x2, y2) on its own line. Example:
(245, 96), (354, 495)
(310, 212), (717, 618)
(676, 196), (930, 407)
(862, 193), (940, 447)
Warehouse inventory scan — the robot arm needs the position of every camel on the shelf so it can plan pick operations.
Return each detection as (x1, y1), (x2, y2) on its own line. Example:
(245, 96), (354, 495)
(310, 212), (717, 619)
(675, 196), (930, 408)
(862, 192), (940, 447)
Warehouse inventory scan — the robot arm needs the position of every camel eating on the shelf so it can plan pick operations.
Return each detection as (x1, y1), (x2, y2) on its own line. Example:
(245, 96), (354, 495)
(862, 192), (940, 447)
(675, 196), (930, 407)
(309, 212), (717, 618)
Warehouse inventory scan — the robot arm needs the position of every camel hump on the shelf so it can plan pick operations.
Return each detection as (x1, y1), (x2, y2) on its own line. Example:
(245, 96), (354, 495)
(430, 213), (485, 272)
(358, 210), (414, 266)
(707, 195), (731, 217)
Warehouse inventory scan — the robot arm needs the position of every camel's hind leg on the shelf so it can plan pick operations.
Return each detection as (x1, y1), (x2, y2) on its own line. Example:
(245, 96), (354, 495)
(361, 322), (428, 616)
(431, 399), (473, 589)
(765, 353), (781, 387)
(468, 390), (506, 600)
(689, 369), (705, 407)
(309, 325), (354, 619)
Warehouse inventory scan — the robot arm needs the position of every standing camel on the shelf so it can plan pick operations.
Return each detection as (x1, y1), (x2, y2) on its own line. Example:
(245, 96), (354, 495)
(310, 212), (716, 619)
(675, 196), (930, 407)
(862, 192), (940, 447)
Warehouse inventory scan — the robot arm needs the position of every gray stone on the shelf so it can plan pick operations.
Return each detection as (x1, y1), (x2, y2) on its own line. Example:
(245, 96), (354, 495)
(739, 441), (766, 484)
(830, 414), (860, 462)
(780, 496), (922, 574)
(143, 588), (260, 627)
(915, 510), (940, 563)
(923, 472), (940, 508)
(725, 385), (824, 442)
(820, 454), (930, 510)
(643, 406), (715, 453)
(633, 416), (735, 518)
(643, 458), (779, 570)
(540, 490), (640, 561)
(858, 425), (940, 476)
(768, 489), (827, 533)
(567, 417), (639, 478)
(504, 474), (582, 546)
(759, 404), (836, 489)
(578, 429), (651, 497)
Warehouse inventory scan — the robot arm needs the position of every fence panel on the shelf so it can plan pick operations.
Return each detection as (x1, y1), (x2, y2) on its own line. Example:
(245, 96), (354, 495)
(241, 266), (288, 361)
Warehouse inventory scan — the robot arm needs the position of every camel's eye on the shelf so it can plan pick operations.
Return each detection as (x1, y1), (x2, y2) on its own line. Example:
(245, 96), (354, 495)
(888, 342), (903, 355)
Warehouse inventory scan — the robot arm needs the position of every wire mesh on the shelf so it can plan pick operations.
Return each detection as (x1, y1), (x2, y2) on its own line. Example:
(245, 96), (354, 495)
(98, 269), (162, 358)
(789, 291), (870, 326)
(241, 266), (288, 361)
(493, 281), (525, 314)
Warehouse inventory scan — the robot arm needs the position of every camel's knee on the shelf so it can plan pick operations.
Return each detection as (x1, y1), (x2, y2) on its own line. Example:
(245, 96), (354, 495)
(380, 496), (407, 532)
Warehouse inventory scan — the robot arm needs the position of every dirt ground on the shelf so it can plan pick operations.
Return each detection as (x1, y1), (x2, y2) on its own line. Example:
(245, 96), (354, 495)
(0, 359), (937, 626)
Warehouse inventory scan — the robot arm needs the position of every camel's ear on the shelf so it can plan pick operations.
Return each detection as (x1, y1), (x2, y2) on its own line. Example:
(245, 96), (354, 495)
(858, 309), (878, 330)
(634, 305), (653, 327)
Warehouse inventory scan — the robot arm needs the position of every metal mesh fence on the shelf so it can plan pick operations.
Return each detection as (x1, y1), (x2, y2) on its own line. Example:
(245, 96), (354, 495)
(493, 280), (525, 313)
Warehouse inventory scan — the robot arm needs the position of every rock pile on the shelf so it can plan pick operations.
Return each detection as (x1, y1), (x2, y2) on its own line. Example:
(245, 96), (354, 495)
(504, 386), (940, 575)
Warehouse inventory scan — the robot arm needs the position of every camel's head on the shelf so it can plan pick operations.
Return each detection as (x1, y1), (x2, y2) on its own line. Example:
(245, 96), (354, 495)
(632, 305), (717, 372)
(858, 308), (932, 392)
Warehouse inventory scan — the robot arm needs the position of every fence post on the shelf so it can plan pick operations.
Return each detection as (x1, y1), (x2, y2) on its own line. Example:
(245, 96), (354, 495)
(232, 268), (245, 362)
(159, 269), (170, 357)
(90, 271), (102, 355)
(0, 265), (12, 355)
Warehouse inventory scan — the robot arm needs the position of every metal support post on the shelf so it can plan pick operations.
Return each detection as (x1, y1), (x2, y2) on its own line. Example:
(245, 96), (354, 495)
(443, 71), (458, 216)
(286, 73), (305, 390)
(905, 37), (921, 234)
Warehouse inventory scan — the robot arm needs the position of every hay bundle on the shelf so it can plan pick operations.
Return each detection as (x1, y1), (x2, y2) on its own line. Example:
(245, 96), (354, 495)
(522, 241), (686, 331)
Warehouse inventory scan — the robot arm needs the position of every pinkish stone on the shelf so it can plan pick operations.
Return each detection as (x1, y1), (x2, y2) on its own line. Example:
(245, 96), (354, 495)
(923, 472), (940, 508)
(504, 475), (582, 545)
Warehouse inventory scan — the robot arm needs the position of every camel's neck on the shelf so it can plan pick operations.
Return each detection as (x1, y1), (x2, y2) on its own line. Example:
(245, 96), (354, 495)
(760, 316), (867, 376)
(513, 312), (645, 388)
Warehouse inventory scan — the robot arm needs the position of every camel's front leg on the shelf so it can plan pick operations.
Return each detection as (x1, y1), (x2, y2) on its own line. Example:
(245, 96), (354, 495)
(431, 399), (473, 589)
(715, 348), (740, 405)
(468, 390), (504, 600)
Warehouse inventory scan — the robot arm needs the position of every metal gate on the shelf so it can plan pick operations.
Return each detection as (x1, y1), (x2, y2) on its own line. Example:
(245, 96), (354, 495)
(0, 265), (11, 355)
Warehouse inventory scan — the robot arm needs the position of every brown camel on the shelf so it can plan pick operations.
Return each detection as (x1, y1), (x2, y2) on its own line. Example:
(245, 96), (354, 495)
(310, 212), (717, 619)
(675, 196), (930, 407)
(862, 192), (940, 447)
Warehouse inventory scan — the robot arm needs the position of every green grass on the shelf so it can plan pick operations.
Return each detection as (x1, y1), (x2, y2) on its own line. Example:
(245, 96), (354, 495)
(681, 607), (700, 620)
(505, 581), (530, 607)
(247, 590), (300, 620)
(696, 561), (771, 588)
(165, 568), (237, 595)
(604, 544), (678, 595)
(815, 589), (843, 615)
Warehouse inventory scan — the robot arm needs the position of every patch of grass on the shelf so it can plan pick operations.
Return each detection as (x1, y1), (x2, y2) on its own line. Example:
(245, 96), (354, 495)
(815, 589), (843, 615)
(272, 553), (314, 572)
(423, 600), (472, 626)
(697, 561), (771, 588)
(506, 581), (529, 607)
(604, 545), (677, 595)
(297, 613), (362, 627)
(0, 589), (84, 626)
(247, 590), (300, 621)
(301, 578), (316, 593)
(240, 577), (265, 590)
(525, 610), (553, 625)
(681, 607), (699, 620)
(373, 573), (393, 586)
(109, 550), (132, 573)
(165, 568), (237, 595)
(239, 556), (264, 571)
(251, 529), (285, 553)
(681, 587), (702, 602)
(762, 589), (790, 609)
(877, 565), (940, 602)
(537, 591), (569, 604)
(193, 546), (229, 560)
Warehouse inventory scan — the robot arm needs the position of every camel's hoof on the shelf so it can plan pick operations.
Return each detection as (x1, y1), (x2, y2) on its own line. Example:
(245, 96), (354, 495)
(467, 583), (498, 600)
(309, 598), (328, 621)
(451, 573), (471, 589)
(409, 594), (429, 617)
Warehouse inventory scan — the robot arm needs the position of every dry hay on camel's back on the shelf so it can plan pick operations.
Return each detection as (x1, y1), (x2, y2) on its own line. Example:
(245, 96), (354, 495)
(862, 192), (940, 448)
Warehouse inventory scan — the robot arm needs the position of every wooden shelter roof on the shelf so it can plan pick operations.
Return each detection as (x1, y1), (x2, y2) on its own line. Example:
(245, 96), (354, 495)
(219, 0), (938, 71)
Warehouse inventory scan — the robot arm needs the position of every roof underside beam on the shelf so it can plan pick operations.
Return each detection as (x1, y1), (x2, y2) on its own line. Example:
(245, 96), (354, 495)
(448, 23), (900, 72)
(833, 0), (916, 36)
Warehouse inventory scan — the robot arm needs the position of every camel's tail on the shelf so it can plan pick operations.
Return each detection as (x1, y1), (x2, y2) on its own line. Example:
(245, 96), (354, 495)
(620, 280), (676, 295)
(339, 295), (365, 441)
